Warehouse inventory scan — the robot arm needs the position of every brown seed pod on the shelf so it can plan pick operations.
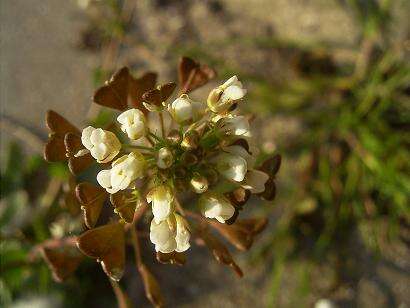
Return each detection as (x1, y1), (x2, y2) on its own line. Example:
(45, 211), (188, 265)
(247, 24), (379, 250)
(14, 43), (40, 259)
(76, 182), (108, 229)
(178, 57), (216, 93)
(93, 67), (130, 111)
(77, 222), (126, 281)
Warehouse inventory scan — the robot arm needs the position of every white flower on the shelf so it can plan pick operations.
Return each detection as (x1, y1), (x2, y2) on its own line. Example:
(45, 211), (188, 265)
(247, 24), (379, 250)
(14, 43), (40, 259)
(117, 109), (146, 140)
(174, 214), (191, 252)
(220, 116), (251, 137)
(157, 147), (173, 169)
(81, 126), (121, 163)
(147, 185), (174, 223)
(96, 152), (145, 193)
(216, 152), (247, 182)
(149, 213), (190, 253)
(223, 145), (255, 167)
(199, 193), (235, 223)
(222, 145), (267, 193)
(207, 76), (247, 113)
(241, 170), (269, 193)
(168, 94), (204, 124)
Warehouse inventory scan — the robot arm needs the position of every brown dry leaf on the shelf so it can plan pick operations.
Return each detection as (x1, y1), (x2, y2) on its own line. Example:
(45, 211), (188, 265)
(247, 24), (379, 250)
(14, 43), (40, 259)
(65, 133), (94, 175)
(209, 217), (268, 251)
(76, 182), (108, 229)
(110, 191), (138, 223)
(198, 228), (243, 277)
(129, 72), (157, 110)
(44, 110), (79, 162)
(156, 251), (186, 266)
(138, 264), (164, 308)
(178, 57), (216, 94)
(93, 67), (130, 111)
(77, 222), (125, 281)
(40, 237), (83, 282)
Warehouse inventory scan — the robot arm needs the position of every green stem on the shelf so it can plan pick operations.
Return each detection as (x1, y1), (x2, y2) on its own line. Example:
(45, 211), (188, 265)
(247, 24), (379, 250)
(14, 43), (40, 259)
(159, 112), (166, 138)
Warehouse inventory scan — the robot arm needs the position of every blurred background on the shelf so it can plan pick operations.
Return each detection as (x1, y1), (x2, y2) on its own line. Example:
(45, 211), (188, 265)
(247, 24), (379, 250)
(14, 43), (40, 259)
(1, 0), (409, 307)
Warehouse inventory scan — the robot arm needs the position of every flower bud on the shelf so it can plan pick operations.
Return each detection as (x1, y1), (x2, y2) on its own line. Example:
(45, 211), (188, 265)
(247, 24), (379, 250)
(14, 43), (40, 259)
(147, 185), (174, 223)
(181, 130), (199, 150)
(81, 126), (121, 163)
(207, 76), (247, 113)
(199, 192), (235, 223)
(117, 108), (146, 140)
(97, 152), (145, 193)
(168, 94), (204, 124)
(190, 174), (209, 194)
(149, 213), (190, 253)
(157, 147), (173, 169)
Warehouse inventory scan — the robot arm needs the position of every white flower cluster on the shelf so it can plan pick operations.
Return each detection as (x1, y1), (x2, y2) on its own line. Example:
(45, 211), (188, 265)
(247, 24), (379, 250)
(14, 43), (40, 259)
(79, 76), (271, 254)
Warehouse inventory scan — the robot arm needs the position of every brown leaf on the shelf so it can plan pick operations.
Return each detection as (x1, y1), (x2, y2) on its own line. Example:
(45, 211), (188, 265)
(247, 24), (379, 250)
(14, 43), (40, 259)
(138, 264), (164, 308)
(209, 217), (268, 251)
(156, 251), (186, 266)
(77, 222), (125, 281)
(129, 72), (157, 110)
(40, 237), (83, 282)
(178, 57), (216, 93)
(93, 67), (130, 111)
(44, 110), (79, 162)
(198, 228), (243, 277)
(110, 191), (138, 223)
(76, 182), (108, 228)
